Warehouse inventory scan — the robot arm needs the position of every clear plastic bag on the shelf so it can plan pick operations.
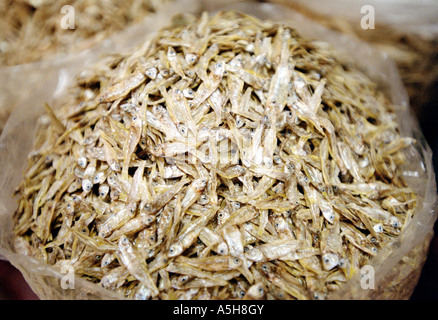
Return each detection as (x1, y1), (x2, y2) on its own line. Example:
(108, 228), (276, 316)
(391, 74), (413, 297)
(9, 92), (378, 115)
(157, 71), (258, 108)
(267, 0), (438, 40)
(0, 0), (436, 299)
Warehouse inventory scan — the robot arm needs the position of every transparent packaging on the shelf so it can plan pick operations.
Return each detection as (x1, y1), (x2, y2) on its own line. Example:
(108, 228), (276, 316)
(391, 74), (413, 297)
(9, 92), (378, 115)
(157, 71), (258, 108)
(267, 0), (438, 40)
(0, 0), (436, 299)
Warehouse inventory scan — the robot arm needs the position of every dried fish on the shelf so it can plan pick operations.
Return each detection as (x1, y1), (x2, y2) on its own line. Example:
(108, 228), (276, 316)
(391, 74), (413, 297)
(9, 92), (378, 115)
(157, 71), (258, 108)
(13, 11), (417, 301)
(0, 0), (169, 67)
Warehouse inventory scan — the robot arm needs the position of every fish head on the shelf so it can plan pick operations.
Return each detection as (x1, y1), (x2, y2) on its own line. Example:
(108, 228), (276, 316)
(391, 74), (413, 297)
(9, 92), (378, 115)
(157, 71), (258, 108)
(82, 179), (93, 193)
(217, 209), (230, 226)
(194, 177), (208, 191)
(185, 53), (198, 66)
(167, 47), (177, 60)
(321, 208), (335, 224)
(77, 156), (87, 168)
(150, 144), (165, 157)
(131, 115), (143, 128)
(118, 235), (131, 249)
(246, 283), (265, 299)
(216, 242), (229, 255)
(168, 243), (184, 257)
(245, 247), (264, 262)
(98, 184), (110, 197)
(373, 223), (384, 233)
(145, 67), (157, 79)
(176, 122), (188, 137)
(389, 216), (401, 228)
(98, 225), (110, 238)
(322, 253), (339, 271)
(143, 203), (155, 214)
(109, 160), (121, 172)
(142, 214), (156, 225)
(229, 256), (243, 268)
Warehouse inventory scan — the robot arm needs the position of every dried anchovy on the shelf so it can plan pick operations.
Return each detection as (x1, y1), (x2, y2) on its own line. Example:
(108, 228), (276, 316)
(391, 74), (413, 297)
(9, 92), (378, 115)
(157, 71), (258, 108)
(269, 0), (438, 118)
(13, 11), (417, 300)
(0, 0), (168, 66)
(0, 0), (170, 135)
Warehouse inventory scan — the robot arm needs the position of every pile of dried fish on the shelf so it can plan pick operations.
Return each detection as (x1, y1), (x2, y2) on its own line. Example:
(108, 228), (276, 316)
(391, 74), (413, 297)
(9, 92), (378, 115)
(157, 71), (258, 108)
(0, 0), (172, 136)
(268, 0), (438, 117)
(0, 0), (167, 66)
(12, 11), (417, 300)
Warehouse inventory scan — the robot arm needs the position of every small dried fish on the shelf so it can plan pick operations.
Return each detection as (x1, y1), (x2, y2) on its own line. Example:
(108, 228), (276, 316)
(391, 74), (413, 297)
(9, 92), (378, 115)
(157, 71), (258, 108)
(13, 11), (417, 301)
(116, 236), (159, 297)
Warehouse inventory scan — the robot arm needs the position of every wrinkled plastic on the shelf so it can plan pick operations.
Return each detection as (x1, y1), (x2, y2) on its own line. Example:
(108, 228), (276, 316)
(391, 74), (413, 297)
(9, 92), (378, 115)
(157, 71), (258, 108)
(0, 0), (436, 300)
(269, 0), (438, 40)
